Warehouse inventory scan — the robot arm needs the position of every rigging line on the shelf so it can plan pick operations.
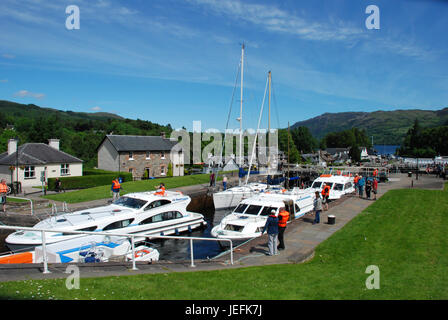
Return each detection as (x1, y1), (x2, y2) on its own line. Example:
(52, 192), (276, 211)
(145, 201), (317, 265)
(245, 73), (269, 185)
(218, 57), (241, 172)
(271, 76), (281, 129)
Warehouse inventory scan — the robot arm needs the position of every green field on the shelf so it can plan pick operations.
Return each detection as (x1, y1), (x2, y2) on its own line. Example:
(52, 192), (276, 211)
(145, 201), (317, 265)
(1, 184), (447, 300)
(42, 174), (221, 204)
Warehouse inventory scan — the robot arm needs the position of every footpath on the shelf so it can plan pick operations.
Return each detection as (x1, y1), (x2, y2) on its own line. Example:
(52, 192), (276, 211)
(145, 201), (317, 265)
(0, 173), (444, 282)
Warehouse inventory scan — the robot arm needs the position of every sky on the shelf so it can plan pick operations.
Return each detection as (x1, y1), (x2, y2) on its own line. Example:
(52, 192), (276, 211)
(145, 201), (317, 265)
(0, 0), (447, 132)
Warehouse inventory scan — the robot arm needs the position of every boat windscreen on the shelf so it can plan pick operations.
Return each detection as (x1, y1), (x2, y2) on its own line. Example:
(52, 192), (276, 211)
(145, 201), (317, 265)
(312, 181), (322, 188)
(260, 206), (276, 216)
(234, 204), (248, 213)
(114, 197), (147, 209)
(244, 205), (262, 215)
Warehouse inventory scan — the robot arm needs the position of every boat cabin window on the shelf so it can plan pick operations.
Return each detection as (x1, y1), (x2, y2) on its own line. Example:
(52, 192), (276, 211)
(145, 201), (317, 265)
(312, 181), (322, 188)
(234, 204), (248, 214)
(114, 197), (147, 209)
(260, 206), (276, 216)
(103, 219), (134, 231)
(244, 205), (262, 215)
(224, 224), (244, 232)
(334, 183), (344, 191)
(145, 199), (172, 210)
(139, 211), (182, 225)
(295, 204), (300, 213)
(325, 182), (334, 189)
(344, 182), (352, 189)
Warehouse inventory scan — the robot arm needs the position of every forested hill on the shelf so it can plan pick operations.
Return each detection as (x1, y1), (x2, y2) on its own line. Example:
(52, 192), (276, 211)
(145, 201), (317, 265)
(0, 100), (173, 168)
(291, 108), (448, 145)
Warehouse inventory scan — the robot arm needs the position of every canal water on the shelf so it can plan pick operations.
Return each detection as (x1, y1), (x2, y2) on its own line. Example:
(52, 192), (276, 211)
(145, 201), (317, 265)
(146, 207), (231, 261)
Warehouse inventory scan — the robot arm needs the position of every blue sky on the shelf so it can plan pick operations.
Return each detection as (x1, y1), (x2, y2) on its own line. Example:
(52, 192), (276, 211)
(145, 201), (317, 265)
(1, 0), (447, 132)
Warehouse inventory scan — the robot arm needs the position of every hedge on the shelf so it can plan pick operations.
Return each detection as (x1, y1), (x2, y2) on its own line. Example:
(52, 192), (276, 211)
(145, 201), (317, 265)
(48, 172), (133, 190)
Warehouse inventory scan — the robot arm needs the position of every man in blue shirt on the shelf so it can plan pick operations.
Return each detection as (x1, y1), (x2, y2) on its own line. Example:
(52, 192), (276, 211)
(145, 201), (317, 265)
(262, 210), (279, 256)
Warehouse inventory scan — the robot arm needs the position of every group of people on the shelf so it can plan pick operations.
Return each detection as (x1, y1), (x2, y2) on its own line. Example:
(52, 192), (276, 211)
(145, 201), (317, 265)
(261, 207), (290, 256)
(111, 177), (166, 202)
(354, 173), (378, 200)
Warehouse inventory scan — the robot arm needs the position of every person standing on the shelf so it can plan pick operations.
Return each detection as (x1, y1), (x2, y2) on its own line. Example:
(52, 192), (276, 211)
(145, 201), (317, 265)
(313, 191), (323, 225)
(365, 177), (372, 199)
(321, 183), (330, 211)
(372, 178), (378, 200)
(0, 179), (8, 213)
(358, 175), (365, 198)
(210, 172), (215, 187)
(155, 183), (166, 196)
(277, 207), (290, 251)
(354, 174), (360, 195)
(222, 175), (228, 190)
(262, 210), (279, 256)
(111, 178), (121, 202)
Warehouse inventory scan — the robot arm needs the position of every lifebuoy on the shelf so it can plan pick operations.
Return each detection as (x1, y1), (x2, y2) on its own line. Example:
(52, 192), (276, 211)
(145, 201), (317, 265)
(135, 249), (150, 258)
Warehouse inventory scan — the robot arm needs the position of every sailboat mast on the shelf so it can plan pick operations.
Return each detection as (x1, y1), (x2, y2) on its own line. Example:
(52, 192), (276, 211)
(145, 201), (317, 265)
(268, 71), (271, 133)
(240, 43), (244, 169)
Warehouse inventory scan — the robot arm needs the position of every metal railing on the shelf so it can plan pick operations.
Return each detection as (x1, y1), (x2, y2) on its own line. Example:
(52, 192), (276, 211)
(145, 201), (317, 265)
(8, 197), (34, 215)
(0, 225), (233, 274)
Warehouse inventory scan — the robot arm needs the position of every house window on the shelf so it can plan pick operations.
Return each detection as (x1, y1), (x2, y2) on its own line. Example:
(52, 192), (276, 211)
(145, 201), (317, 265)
(61, 163), (70, 176)
(146, 151), (151, 159)
(24, 166), (35, 179)
(129, 152), (134, 160)
(160, 166), (166, 175)
(161, 152), (165, 159)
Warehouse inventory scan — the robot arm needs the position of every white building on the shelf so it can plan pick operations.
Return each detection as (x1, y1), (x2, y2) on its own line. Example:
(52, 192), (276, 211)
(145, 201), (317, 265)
(0, 139), (83, 187)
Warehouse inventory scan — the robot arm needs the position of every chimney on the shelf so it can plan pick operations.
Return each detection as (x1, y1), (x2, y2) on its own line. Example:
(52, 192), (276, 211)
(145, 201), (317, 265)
(48, 139), (60, 150)
(8, 139), (17, 155)
(160, 132), (166, 139)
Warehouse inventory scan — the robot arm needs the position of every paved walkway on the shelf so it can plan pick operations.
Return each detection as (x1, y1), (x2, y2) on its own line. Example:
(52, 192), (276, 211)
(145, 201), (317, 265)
(0, 173), (445, 282)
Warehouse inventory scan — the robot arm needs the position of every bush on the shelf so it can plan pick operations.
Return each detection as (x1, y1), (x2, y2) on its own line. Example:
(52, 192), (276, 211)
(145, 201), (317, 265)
(48, 172), (132, 190)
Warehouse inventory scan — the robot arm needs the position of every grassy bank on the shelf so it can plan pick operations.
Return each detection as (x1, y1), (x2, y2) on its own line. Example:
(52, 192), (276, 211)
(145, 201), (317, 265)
(1, 185), (447, 299)
(41, 174), (221, 204)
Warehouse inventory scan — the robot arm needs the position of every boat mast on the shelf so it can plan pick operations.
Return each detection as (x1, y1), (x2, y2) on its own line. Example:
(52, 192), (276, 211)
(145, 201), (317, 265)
(239, 43), (245, 185)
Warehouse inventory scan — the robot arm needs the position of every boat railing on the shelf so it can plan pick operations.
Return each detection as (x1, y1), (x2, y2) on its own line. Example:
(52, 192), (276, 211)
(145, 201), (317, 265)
(0, 225), (234, 274)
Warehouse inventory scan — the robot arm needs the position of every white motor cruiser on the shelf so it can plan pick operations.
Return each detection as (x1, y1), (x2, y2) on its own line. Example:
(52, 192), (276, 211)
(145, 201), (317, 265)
(211, 188), (315, 244)
(212, 182), (280, 210)
(5, 190), (206, 252)
(308, 173), (355, 200)
(0, 234), (159, 264)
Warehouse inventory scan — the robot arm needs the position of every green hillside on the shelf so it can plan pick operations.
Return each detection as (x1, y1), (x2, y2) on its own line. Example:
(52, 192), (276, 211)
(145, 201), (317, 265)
(291, 108), (448, 145)
(0, 100), (172, 168)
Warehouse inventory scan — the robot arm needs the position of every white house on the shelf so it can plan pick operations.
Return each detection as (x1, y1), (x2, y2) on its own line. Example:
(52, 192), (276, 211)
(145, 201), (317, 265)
(0, 139), (83, 187)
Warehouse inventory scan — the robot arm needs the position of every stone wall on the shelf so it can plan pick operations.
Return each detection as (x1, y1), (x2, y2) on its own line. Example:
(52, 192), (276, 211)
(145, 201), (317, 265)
(120, 150), (171, 179)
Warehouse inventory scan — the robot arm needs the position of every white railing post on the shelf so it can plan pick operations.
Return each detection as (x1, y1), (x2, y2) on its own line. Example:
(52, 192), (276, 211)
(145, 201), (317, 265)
(41, 230), (50, 274)
(190, 238), (195, 268)
(131, 236), (138, 271)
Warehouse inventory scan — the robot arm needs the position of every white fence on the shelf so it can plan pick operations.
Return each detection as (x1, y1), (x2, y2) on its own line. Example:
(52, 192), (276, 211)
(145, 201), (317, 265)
(0, 225), (234, 274)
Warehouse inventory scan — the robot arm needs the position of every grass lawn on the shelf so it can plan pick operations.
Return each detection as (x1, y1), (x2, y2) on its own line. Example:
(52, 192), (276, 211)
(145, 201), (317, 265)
(41, 174), (220, 204)
(1, 184), (447, 300)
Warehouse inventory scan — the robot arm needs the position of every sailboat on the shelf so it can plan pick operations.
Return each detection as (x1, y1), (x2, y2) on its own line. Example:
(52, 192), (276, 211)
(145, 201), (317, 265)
(213, 53), (278, 210)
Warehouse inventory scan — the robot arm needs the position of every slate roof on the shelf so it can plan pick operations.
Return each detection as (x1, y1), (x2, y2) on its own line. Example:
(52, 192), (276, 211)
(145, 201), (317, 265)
(0, 143), (83, 166)
(101, 135), (179, 152)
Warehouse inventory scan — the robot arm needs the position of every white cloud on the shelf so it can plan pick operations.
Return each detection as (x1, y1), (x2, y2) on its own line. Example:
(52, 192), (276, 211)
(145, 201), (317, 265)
(13, 90), (45, 99)
(91, 106), (101, 111)
(0, 79), (8, 83)
(188, 0), (365, 42)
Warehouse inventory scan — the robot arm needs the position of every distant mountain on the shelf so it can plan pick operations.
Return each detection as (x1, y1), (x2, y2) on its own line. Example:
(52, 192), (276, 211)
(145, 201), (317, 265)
(0, 100), (124, 121)
(291, 108), (448, 145)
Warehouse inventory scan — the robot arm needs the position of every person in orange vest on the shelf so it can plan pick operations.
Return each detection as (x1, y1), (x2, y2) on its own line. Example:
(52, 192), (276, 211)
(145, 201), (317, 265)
(321, 183), (331, 211)
(373, 169), (378, 178)
(0, 179), (8, 213)
(277, 207), (290, 251)
(155, 183), (166, 196)
(111, 178), (121, 202)
(354, 174), (360, 195)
